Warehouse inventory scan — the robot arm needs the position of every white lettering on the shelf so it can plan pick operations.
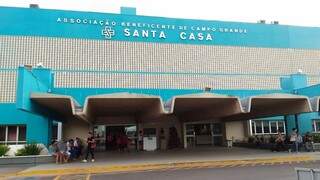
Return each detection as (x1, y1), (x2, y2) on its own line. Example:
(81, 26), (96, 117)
(159, 31), (166, 39)
(206, 34), (213, 41)
(124, 28), (130, 36)
(141, 30), (148, 37)
(180, 32), (187, 40)
(198, 33), (204, 40)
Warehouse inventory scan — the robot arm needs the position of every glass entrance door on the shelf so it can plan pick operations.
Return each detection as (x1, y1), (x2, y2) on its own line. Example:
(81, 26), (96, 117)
(212, 123), (223, 146)
(184, 122), (223, 148)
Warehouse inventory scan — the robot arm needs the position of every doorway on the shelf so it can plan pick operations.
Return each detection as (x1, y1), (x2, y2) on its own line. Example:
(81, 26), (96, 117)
(94, 124), (137, 151)
(184, 122), (223, 148)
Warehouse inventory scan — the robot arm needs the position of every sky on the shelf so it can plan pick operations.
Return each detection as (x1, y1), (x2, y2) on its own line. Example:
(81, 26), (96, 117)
(0, 0), (319, 27)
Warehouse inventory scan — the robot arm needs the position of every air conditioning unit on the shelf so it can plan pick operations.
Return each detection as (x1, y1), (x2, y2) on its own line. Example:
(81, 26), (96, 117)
(29, 4), (39, 8)
(257, 20), (266, 24)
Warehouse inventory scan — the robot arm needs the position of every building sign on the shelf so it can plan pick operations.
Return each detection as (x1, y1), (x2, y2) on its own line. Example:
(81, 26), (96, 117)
(2, 7), (320, 49)
(56, 17), (248, 42)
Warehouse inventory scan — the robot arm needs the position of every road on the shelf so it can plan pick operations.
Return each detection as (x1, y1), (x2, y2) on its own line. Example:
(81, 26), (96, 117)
(9, 161), (320, 180)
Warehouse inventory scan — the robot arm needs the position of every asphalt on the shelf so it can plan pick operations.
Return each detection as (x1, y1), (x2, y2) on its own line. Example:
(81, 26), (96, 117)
(2, 147), (320, 179)
(8, 161), (320, 180)
(90, 161), (320, 180)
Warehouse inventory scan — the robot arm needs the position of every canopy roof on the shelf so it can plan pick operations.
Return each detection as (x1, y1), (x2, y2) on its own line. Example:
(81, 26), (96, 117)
(30, 93), (79, 116)
(31, 92), (314, 122)
(167, 93), (243, 121)
(83, 93), (165, 119)
(225, 93), (312, 121)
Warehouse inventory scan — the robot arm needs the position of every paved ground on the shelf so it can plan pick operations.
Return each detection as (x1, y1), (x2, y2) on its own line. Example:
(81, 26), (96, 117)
(91, 161), (320, 180)
(9, 161), (320, 180)
(2, 147), (320, 179)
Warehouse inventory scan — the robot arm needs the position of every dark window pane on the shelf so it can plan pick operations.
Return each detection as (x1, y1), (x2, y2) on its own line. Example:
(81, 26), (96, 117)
(251, 122), (256, 134)
(18, 126), (26, 141)
(7, 126), (17, 141)
(212, 123), (222, 135)
(0, 126), (5, 141)
(256, 121), (263, 134)
(263, 121), (270, 134)
(316, 122), (320, 132)
(52, 125), (58, 140)
(270, 122), (277, 133)
(278, 122), (285, 133)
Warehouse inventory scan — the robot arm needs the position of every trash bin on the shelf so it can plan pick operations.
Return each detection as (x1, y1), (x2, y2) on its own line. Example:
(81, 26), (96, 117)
(296, 167), (320, 180)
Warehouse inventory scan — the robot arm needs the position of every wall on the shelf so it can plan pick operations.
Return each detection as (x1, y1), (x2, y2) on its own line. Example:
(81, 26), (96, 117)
(0, 103), (51, 145)
(225, 121), (245, 142)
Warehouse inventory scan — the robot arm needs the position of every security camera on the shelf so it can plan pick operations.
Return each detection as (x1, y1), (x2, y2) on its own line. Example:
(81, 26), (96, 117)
(36, 62), (44, 68)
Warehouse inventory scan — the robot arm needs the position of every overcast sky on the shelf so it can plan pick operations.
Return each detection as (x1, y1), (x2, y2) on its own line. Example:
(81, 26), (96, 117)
(1, 0), (319, 27)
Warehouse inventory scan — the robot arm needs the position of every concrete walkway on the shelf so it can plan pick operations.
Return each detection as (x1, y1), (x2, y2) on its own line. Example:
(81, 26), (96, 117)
(2, 147), (320, 178)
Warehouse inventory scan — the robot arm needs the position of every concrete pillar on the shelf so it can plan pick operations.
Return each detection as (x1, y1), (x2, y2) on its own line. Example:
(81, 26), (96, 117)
(57, 122), (62, 141)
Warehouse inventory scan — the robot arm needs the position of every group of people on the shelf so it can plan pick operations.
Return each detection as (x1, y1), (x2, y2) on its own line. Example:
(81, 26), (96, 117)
(106, 132), (131, 152)
(272, 128), (314, 152)
(49, 132), (96, 164)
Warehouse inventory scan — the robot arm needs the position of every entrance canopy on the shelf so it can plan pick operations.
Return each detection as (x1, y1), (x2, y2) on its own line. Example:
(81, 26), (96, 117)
(223, 93), (312, 121)
(83, 93), (165, 120)
(310, 96), (320, 111)
(167, 93), (243, 121)
(30, 93), (80, 117)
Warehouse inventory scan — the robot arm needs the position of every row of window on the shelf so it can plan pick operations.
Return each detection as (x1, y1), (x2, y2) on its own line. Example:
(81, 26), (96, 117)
(250, 120), (286, 135)
(0, 125), (26, 145)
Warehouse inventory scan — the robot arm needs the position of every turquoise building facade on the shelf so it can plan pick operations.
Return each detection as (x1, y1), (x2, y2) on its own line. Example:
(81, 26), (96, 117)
(1, 6), (320, 147)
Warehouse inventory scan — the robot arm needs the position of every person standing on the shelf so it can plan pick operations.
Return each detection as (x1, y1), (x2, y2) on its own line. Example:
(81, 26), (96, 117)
(138, 130), (143, 151)
(290, 128), (298, 152)
(83, 132), (96, 162)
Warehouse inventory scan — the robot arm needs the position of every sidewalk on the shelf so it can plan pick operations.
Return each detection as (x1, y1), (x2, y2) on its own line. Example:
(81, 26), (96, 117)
(2, 147), (320, 178)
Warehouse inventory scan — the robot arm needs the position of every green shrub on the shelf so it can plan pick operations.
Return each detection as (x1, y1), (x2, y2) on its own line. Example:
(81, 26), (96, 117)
(0, 145), (10, 156)
(313, 133), (320, 143)
(15, 144), (43, 156)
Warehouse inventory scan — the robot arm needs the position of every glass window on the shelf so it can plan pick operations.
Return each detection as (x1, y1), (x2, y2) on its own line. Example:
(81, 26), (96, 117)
(255, 121), (263, 134)
(186, 124), (195, 136)
(18, 126), (26, 141)
(270, 122), (278, 133)
(7, 126), (17, 141)
(278, 121), (285, 133)
(315, 120), (320, 132)
(52, 124), (58, 140)
(0, 126), (6, 141)
(263, 121), (270, 134)
(212, 123), (222, 135)
(251, 121), (256, 134)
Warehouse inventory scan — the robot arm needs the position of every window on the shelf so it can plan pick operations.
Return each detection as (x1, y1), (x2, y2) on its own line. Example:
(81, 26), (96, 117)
(251, 120), (285, 135)
(270, 122), (277, 133)
(278, 121), (285, 133)
(313, 120), (320, 132)
(0, 126), (5, 142)
(251, 121), (256, 134)
(263, 122), (270, 134)
(255, 121), (263, 134)
(0, 125), (27, 145)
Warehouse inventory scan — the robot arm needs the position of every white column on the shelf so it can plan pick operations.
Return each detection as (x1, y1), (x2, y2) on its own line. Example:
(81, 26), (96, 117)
(183, 123), (187, 149)
(57, 122), (62, 141)
(248, 120), (253, 136)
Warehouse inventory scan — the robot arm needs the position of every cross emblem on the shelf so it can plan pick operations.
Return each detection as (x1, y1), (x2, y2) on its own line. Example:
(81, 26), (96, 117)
(102, 26), (115, 39)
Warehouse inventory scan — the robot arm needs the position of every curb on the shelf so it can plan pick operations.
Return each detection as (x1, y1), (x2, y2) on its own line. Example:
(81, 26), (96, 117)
(2, 155), (315, 178)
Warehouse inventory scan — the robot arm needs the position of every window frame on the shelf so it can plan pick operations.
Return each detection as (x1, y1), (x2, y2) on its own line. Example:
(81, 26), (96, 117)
(0, 125), (27, 145)
(251, 120), (286, 135)
(313, 119), (320, 133)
